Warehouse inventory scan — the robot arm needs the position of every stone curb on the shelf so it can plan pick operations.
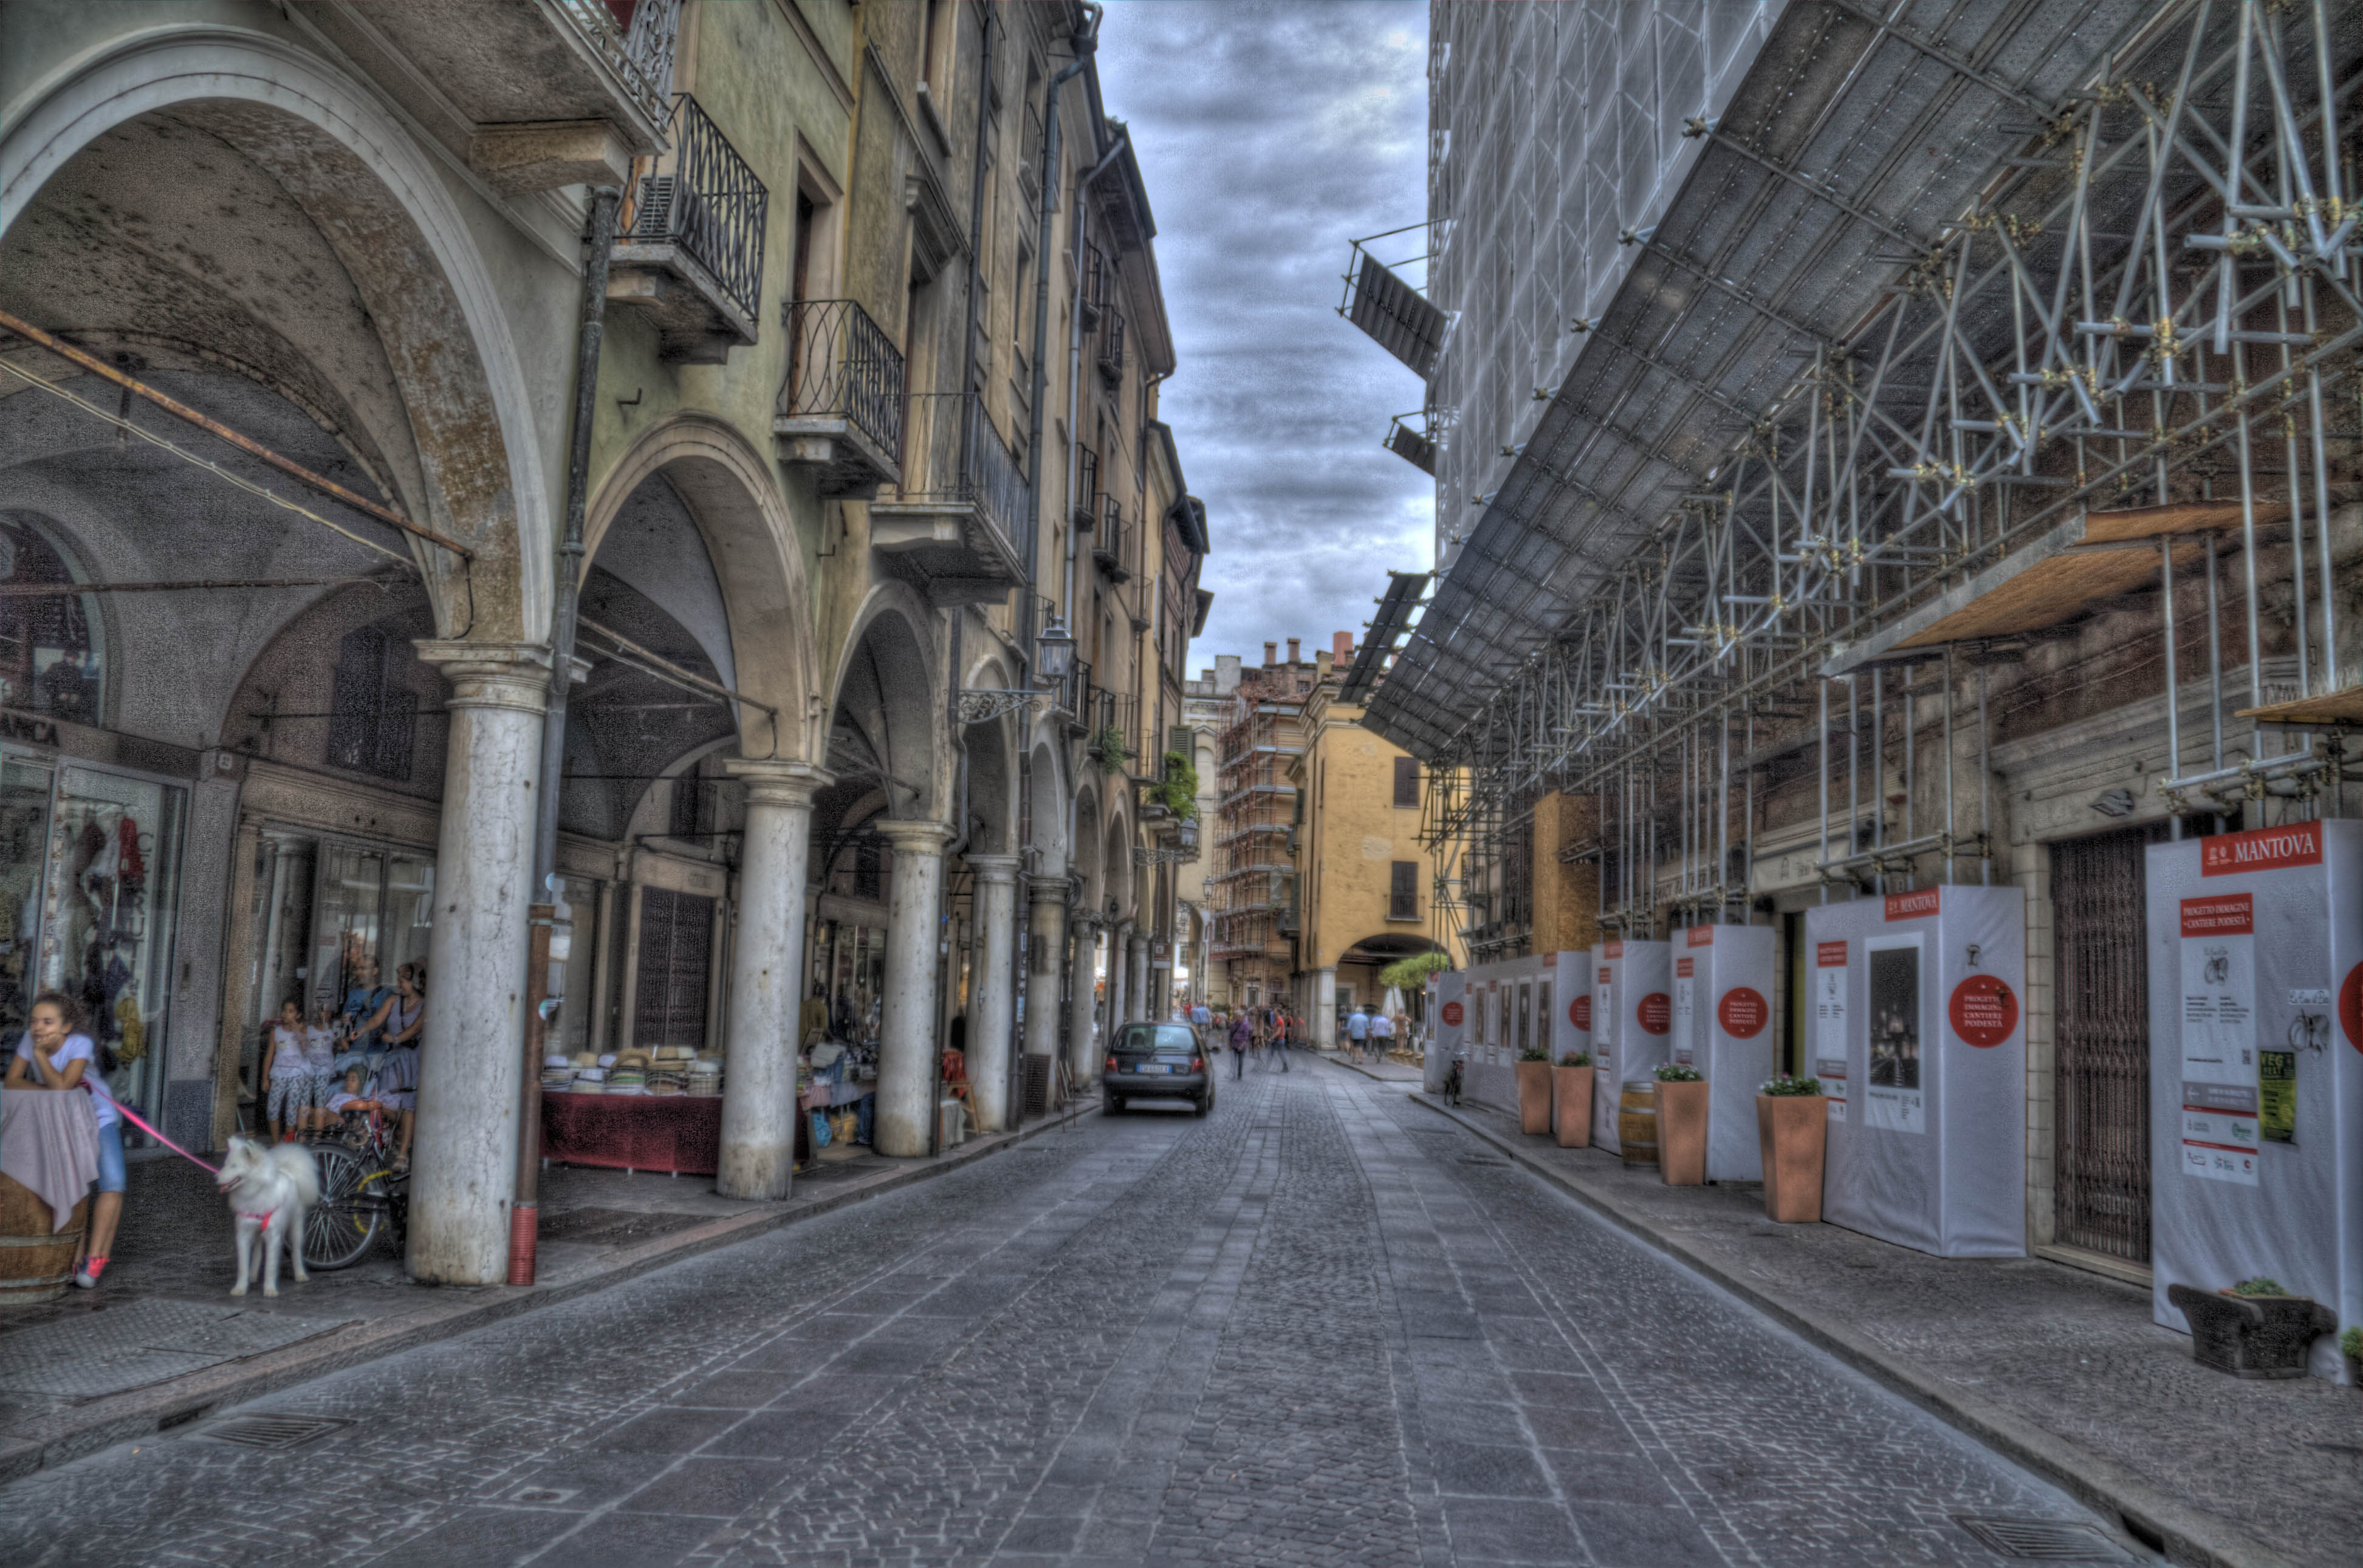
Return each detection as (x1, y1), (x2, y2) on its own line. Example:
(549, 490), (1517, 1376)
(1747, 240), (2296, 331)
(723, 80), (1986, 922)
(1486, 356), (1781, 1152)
(0, 1103), (1097, 1486)
(1392, 1087), (2296, 1568)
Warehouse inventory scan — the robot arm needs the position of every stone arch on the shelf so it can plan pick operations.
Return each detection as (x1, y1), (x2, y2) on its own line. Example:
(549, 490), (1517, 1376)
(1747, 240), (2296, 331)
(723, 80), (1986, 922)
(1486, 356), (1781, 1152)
(957, 649), (1018, 857)
(1071, 779), (1103, 914)
(1026, 733), (1069, 872)
(582, 415), (819, 762)
(825, 581), (943, 822)
(0, 27), (550, 637)
(1102, 805), (1134, 922)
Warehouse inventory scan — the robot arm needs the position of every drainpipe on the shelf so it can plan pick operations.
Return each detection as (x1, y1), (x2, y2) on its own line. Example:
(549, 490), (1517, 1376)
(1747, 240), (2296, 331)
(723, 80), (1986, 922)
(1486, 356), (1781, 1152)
(510, 185), (621, 1287)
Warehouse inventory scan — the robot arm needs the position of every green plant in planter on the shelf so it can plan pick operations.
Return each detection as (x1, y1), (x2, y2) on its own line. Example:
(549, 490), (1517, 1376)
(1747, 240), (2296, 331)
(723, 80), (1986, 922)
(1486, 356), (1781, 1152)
(1379, 951), (1452, 989)
(1144, 750), (1199, 818)
(1559, 1051), (1593, 1068)
(2342, 1324), (2363, 1362)
(1655, 1063), (1703, 1082)
(2231, 1276), (2291, 1298)
(1760, 1075), (1823, 1096)
(1087, 725), (1131, 776)
(1518, 1045), (1552, 1063)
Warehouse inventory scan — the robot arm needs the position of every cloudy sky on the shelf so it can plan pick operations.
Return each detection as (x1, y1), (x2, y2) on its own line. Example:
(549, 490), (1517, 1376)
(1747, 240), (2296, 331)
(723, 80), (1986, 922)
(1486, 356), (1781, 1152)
(1096, 0), (1432, 673)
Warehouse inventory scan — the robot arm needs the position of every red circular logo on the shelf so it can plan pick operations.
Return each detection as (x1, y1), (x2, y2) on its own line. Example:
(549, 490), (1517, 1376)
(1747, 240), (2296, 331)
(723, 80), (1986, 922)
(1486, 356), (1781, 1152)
(1569, 995), (1592, 1031)
(2340, 964), (2363, 1052)
(1717, 987), (1769, 1039)
(1948, 974), (2018, 1047)
(1636, 993), (1672, 1035)
(1441, 1001), (1464, 1027)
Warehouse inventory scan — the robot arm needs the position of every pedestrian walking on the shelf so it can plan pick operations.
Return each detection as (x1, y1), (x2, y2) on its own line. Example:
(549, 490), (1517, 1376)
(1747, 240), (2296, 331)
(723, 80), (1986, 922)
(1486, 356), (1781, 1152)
(1368, 1008), (1395, 1064)
(1228, 1011), (1252, 1080)
(1267, 1011), (1291, 1073)
(1346, 1004), (1371, 1063)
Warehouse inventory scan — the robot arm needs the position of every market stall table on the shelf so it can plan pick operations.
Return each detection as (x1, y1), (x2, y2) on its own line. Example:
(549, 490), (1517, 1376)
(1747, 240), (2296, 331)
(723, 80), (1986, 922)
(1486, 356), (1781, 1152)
(539, 1092), (721, 1177)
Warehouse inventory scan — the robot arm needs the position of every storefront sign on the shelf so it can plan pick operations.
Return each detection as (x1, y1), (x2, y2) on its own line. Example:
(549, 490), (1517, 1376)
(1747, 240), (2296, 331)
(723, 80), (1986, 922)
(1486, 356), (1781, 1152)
(1718, 986), (1768, 1039)
(1885, 888), (1941, 921)
(1948, 974), (2018, 1048)
(2201, 821), (2321, 876)
(2178, 892), (2260, 1185)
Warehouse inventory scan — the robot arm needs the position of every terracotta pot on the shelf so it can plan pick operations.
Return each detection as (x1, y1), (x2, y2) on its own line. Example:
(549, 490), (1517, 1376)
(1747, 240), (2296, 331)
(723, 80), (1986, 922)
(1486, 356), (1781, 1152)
(1655, 1079), (1709, 1185)
(1552, 1066), (1593, 1148)
(1755, 1094), (1827, 1222)
(1515, 1061), (1554, 1134)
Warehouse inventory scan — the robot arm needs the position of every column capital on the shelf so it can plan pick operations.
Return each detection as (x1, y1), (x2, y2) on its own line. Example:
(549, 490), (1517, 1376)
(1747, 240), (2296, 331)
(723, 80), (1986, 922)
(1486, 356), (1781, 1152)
(413, 639), (554, 715)
(965, 853), (1023, 885)
(722, 758), (834, 810)
(1028, 874), (1072, 906)
(873, 817), (955, 853)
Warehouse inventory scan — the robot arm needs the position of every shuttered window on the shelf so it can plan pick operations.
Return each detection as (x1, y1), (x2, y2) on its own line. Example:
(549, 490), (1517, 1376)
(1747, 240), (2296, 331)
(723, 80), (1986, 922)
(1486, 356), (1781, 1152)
(634, 887), (714, 1051)
(1389, 861), (1418, 920)
(1393, 756), (1418, 807)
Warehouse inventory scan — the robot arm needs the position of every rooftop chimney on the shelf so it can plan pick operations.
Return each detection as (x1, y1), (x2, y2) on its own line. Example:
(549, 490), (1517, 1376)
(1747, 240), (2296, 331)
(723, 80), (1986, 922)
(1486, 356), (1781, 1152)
(1334, 631), (1354, 661)
(1286, 637), (1301, 663)
(1263, 640), (1278, 666)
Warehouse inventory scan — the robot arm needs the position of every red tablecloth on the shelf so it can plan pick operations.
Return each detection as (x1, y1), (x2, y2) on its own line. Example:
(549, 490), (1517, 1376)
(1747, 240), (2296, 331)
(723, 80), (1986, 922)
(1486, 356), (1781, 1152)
(540, 1092), (721, 1176)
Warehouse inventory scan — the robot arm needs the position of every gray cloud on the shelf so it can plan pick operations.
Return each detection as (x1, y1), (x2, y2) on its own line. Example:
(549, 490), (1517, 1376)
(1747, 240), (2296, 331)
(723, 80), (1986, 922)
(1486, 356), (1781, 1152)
(1097, 0), (1432, 669)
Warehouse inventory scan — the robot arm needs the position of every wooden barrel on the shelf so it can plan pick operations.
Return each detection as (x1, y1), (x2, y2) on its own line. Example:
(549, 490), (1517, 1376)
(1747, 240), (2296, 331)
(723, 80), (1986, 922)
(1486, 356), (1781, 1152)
(0, 1171), (87, 1306)
(1617, 1081), (1659, 1166)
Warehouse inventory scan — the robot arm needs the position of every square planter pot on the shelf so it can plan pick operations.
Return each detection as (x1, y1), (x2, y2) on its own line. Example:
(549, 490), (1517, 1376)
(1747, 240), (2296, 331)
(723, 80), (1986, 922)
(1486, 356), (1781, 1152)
(1755, 1094), (1826, 1223)
(1552, 1066), (1593, 1148)
(1655, 1079), (1709, 1185)
(2167, 1284), (2337, 1379)
(1515, 1061), (1554, 1134)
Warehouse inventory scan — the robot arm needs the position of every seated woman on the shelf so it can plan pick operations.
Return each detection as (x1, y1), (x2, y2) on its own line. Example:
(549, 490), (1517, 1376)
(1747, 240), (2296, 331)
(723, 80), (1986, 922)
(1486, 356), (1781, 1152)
(354, 964), (424, 1171)
(5, 990), (123, 1289)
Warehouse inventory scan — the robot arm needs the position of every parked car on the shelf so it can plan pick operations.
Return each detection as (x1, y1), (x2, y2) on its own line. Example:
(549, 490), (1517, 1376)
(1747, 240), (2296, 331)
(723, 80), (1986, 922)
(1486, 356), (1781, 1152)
(1103, 1022), (1212, 1116)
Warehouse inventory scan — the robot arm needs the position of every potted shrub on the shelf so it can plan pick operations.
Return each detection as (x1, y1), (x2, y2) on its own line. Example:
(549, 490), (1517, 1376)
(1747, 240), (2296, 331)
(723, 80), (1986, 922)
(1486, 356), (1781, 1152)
(1654, 1063), (1708, 1185)
(1516, 1045), (1553, 1134)
(1755, 1075), (1826, 1223)
(2344, 1326), (2362, 1388)
(2167, 1278), (2337, 1380)
(1552, 1051), (1594, 1149)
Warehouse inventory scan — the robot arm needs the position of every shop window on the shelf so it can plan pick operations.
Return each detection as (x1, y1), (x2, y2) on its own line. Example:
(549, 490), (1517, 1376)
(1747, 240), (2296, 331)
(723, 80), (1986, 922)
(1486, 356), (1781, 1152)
(0, 515), (101, 724)
(634, 886), (713, 1051)
(326, 625), (417, 781)
(0, 755), (56, 1036)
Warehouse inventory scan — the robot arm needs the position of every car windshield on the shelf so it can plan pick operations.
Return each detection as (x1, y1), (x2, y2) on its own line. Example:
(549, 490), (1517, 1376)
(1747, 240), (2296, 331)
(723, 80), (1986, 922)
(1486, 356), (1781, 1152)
(1117, 1024), (1196, 1054)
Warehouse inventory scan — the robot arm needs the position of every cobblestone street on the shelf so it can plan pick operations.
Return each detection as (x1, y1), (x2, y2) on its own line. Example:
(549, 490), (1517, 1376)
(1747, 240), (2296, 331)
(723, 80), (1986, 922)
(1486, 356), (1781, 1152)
(0, 1064), (2131, 1567)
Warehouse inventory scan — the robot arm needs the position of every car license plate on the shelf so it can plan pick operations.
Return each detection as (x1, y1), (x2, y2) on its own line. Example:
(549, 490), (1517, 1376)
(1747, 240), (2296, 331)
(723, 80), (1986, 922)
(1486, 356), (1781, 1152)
(1136, 1064), (1171, 1074)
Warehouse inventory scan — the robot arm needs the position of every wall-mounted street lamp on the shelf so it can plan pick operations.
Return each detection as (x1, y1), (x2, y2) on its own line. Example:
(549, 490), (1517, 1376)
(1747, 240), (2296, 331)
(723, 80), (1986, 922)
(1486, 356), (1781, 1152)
(956, 614), (1079, 725)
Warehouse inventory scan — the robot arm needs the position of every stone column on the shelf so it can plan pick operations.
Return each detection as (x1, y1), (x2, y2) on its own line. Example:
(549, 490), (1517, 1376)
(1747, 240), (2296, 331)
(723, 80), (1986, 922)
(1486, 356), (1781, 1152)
(716, 761), (829, 1199)
(1067, 914), (1102, 1090)
(408, 640), (549, 1286)
(1023, 872), (1070, 1100)
(1128, 931), (1151, 1024)
(874, 820), (953, 1156)
(1312, 966), (1338, 1049)
(964, 854), (1021, 1132)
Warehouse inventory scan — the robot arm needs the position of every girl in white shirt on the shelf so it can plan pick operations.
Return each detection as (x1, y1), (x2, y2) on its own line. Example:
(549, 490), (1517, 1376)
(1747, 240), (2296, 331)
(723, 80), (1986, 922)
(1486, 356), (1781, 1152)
(5, 990), (123, 1288)
(260, 999), (313, 1140)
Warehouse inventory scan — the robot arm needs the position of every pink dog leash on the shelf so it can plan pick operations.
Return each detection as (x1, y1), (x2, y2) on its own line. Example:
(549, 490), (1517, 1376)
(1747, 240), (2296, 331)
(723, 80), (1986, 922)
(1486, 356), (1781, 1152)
(107, 1097), (221, 1177)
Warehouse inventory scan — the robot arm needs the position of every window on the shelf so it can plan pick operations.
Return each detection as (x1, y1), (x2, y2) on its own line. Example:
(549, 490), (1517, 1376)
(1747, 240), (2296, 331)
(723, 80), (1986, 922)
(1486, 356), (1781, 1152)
(1393, 756), (1419, 808)
(669, 772), (707, 840)
(920, 0), (945, 86)
(1389, 861), (1418, 920)
(633, 887), (713, 1051)
(326, 625), (416, 781)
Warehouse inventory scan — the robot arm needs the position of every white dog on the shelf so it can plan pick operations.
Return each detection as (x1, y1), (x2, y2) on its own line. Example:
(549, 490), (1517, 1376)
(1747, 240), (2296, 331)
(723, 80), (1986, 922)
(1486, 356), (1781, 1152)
(216, 1136), (320, 1297)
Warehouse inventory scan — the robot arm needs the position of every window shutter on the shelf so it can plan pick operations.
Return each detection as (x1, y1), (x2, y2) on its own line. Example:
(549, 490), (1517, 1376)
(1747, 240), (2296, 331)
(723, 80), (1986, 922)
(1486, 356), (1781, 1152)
(1390, 861), (1418, 919)
(1393, 756), (1418, 807)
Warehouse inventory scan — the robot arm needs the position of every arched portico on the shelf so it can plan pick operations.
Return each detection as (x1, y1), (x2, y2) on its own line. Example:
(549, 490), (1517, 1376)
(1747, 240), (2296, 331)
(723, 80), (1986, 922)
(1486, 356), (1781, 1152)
(1021, 732), (1071, 1085)
(0, 28), (559, 1285)
(956, 652), (1020, 1131)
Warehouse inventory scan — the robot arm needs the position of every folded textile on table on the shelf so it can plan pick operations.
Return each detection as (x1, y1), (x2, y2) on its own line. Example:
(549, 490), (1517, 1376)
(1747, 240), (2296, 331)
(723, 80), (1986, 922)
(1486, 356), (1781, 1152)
(0, 1088), (100, 1231)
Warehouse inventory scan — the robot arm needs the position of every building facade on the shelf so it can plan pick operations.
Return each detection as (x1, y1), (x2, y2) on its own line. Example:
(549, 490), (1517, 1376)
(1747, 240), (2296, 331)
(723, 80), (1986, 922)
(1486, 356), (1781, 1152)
(0, 0), (1205, 1287)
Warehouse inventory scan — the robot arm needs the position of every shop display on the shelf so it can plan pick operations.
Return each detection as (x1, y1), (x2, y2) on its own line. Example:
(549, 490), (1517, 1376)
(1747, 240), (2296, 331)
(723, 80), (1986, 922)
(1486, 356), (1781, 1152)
(1590, 939), (1672, 1151)
(1674, 922), (1775, 1182)
(2145, 820), (2363, 1382)
(1808, 886), (2026, 1258)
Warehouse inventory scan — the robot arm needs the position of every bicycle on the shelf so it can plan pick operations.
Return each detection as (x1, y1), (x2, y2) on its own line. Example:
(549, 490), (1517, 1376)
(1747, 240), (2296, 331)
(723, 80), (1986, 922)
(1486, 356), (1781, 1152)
(302, 1100), (409, 1271)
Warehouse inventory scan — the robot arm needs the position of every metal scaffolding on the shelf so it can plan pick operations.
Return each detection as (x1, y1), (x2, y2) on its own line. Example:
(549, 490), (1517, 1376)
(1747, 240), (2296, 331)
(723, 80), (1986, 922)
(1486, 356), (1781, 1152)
(1383, 0), (2363, 934)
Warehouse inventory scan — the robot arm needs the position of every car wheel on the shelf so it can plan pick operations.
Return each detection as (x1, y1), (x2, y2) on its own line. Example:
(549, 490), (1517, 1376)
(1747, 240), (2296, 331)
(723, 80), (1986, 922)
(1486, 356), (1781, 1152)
(1103, 1097), (1123, 1115)
(1194, 1092), (1212, 1117)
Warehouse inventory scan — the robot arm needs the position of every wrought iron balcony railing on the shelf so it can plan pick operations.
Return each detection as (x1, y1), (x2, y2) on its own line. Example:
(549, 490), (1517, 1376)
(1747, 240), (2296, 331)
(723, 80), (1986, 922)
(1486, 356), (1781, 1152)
(778, 298), (906, 479)
(1072, 446), (1099, 531)
(620, 94), (767, 326)
(551, 0), (680, 124)
(1097, 307), (1126, 386)
(893, 392), (1028, 549)
(1091, 499), (1129, 584)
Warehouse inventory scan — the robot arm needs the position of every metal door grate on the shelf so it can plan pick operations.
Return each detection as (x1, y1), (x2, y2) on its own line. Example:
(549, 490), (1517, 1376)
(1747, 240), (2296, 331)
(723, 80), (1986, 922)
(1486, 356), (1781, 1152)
(2051, 827), (2157, 1264)
(201, 1414), (351, 1451)
(1954, 1516), (2133, 1561)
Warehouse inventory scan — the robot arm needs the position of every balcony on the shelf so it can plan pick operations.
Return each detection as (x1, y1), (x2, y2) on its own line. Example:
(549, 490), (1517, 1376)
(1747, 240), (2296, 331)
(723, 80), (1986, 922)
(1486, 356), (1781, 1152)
(1055, 651), (1092, 737)
(608, 94), (767, 363)
(1080, 244), (1109, 330)
(866, 394), (1028, 607)
(1091, 498), (1130, 584)
(1071, 447), (1099, 532)
(328, 1), (677, 192)
(776, 300), (905, 498)
(1096, 307), (1126, 388)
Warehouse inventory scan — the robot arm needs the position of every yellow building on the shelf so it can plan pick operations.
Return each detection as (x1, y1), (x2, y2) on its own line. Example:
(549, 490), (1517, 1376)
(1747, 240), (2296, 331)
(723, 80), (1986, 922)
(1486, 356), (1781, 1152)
(1288, 634), (1461, 1048)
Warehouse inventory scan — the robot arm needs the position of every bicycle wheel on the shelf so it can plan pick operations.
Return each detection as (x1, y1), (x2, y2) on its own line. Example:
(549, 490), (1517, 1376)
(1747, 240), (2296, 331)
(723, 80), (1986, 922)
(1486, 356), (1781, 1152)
(304, 1145), (385, 1272)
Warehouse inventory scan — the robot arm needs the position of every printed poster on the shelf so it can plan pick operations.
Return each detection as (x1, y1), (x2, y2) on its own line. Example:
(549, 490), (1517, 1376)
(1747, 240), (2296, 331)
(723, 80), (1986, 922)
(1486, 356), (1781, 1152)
(1596, 967), (1613, 1075)
(1865, 935), (1925, 1134)
(2178, 893), (2260, 1184)
(1814, 940), (1848, 1122)
(2258, 1049), (2294, 1145)
(1673, 956), (1696, 1067)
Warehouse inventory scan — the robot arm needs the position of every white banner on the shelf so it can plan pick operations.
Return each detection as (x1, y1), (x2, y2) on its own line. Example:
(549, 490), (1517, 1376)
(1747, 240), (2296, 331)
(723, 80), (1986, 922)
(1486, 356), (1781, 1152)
(2178, 891), (2260, 1185)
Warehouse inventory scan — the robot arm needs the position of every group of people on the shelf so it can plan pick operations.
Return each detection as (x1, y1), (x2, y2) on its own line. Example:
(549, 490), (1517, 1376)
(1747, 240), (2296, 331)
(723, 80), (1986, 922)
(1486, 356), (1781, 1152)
(1340, 1004), (1400, 1065)
(1185, 1001), (1300, 1079)
(262, 957), (423, 1170)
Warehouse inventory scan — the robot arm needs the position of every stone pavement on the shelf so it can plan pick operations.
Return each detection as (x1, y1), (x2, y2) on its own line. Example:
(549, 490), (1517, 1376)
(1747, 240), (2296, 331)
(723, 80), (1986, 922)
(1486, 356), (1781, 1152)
(0, 1065), (2143, 1567)
(0, 1110), (1085, 1483)
(1394, 1076), (2363, 1568)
